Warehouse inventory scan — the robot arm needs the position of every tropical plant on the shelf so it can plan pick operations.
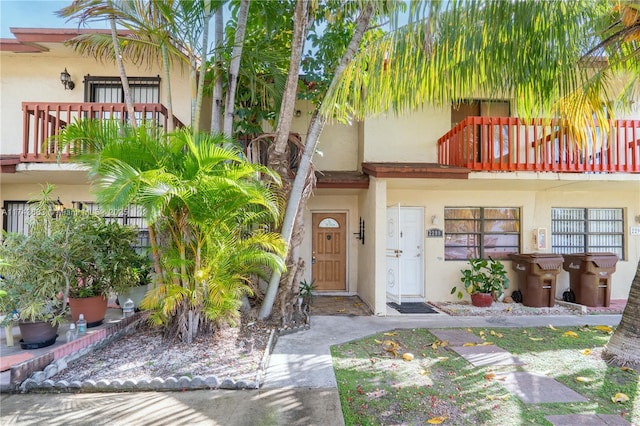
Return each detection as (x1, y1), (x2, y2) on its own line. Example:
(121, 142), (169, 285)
(56, 120), (286, 343)
(0, 184), (146, 327)
(451, 257), (510, 300)
(298, 278), (316, 305)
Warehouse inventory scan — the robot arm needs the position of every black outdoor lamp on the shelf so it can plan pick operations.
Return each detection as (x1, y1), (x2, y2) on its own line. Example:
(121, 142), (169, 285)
(60, 68), (75, 90)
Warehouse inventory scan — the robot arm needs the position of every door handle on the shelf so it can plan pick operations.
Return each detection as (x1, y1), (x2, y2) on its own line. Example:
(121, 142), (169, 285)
(312, 256), (316, 264)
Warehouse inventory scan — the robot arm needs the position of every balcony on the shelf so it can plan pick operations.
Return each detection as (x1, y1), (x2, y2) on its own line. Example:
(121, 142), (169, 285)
(19, 102), (183, 163)
(438, 117), (640, 173)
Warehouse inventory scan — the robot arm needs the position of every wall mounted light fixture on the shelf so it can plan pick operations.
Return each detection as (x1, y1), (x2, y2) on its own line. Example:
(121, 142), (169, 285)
(431, 215), (439, 225)
(60, 68), (75, 90)
(354, 217), (365, 244)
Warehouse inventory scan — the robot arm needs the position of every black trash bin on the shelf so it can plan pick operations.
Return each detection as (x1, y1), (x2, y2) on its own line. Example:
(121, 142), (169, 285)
(509, 253), (564, 307)
(562, 253), (618, 307)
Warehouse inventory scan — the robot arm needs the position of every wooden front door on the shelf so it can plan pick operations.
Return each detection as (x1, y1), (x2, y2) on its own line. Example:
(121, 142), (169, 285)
(312, 213), (347, 291)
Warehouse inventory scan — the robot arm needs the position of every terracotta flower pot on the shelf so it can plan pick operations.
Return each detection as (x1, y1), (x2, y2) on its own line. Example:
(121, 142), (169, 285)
(18, 321), (59, 349)
(471, 292), (493, 307)
(69, 295), (108, 327)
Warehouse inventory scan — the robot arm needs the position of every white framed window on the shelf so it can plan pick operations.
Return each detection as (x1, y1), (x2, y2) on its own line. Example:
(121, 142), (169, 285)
(551, 208), (624, 259)
(444, 207), (520, 260)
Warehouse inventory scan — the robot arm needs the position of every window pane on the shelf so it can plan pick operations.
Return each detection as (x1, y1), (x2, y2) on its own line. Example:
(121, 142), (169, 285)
(484, 220), (519, 232)
(445, 246), (480, 260)
(445, 234), (480, 246)
(445, 219), (480, 233)
(484, 208), (519, 220)
(483, 234), (519, 247)
(444, 207), (520, 260)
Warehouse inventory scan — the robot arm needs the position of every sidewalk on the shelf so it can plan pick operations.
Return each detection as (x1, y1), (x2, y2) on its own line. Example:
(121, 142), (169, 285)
(0, 309), (627, 425)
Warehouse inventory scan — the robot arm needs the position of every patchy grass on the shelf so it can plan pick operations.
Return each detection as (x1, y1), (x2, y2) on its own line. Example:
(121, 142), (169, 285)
(331, 326), (639, 425)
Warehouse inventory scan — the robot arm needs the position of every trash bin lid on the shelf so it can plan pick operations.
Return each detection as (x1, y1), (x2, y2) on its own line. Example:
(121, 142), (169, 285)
(584, 252), (618, 268)
(509, 253), (563, 270)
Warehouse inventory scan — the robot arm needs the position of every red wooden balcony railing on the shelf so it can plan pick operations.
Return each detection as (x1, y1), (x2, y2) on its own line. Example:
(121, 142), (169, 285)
(438, 117), (640, 173)
(21, 102), (183, 162)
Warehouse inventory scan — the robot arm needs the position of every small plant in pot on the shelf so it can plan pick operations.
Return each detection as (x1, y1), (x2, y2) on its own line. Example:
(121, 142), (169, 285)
(299, 279), (316, 310)
(451, 257), (510, 307)
(67, 215), (146, 327)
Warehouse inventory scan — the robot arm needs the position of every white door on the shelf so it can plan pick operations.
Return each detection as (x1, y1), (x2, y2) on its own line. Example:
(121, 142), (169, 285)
(399, 207), (424, 299)
(386, 206), (424, 303)
(386, 205), (401, 304)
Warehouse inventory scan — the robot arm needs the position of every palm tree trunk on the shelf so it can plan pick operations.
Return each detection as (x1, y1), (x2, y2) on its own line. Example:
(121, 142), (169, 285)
(161, 43), (175, 132)
(259, 4), (375, 320)
(268, 0), (311, 179)
(211, 7), (224, 134)
(110, 15), (136, 128)
(194, 4), (213, 130)
(602, 259), (640, 369)
(223, 0), (250, 137)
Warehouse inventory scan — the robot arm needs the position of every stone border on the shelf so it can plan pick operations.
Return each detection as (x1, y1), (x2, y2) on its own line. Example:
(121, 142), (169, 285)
(17, 318), (286, 393)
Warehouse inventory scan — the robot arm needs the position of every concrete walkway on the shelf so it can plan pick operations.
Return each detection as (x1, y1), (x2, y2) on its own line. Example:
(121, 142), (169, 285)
(0, 313), (626, 425)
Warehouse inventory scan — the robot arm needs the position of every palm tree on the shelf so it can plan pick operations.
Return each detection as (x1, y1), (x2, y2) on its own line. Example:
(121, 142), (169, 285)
(56, 120), (286, 342)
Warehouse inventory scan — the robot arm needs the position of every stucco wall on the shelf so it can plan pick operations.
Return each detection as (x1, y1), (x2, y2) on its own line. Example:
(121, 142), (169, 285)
(361, 106), (450, 163)
(291, 100), (360, 171)
(385, 187), (640, 303)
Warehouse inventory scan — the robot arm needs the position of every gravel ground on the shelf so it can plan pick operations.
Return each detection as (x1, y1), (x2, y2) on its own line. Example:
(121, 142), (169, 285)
(51, 315), (274, 384)
(430, 300), (581, 316)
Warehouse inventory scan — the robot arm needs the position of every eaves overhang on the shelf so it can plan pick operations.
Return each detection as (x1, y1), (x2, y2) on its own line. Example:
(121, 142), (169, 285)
(362, 162), (470, 179)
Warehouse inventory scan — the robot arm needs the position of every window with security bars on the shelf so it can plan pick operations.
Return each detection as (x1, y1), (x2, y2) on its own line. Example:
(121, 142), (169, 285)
(2, 201), (32, 235)
(84, 76), (161, 124)
(74, 202), (150, 253)
(551, 208), (624, 260)
(444, 207), (520, 260)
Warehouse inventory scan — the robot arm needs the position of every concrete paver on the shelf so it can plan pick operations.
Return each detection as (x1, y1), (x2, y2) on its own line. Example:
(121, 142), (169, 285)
(496, 372), (589, 404)
(545, 414), (632, 425)
(449, 344), (526, 366)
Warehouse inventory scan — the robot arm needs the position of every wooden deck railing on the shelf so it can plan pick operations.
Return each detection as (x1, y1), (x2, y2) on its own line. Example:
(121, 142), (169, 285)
(437, 117), (640, 173)
(21, 102), (183, 162)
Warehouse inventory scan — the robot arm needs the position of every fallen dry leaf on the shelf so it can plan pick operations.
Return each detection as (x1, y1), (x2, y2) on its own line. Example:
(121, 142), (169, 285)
(611, 392), (630, 403)
(594, 325), (613, 333)
(402, 352), (414, 361)
(336, 309), (346, 313)
(462, 342), (476, 347)
(484, 373), (496, 380)
(580, 349), (591, 355)
(419, 369), (429, 376)
(529, 337), (544, 341)
(563, 331), (579, 338)
(576, 376), (594, 383)
(383, 332), (398, 336)
(548, 325), (558, 331)
(621, 366), (636, 373)
(427, 416), (448, 424)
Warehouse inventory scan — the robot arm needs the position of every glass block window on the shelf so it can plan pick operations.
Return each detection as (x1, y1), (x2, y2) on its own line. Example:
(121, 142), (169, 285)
(551, 208), (624, 259)
(444, 207), (520, 260)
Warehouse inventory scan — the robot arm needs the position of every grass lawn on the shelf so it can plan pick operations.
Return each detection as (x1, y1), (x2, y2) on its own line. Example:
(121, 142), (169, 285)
(331, 325), (639, 425)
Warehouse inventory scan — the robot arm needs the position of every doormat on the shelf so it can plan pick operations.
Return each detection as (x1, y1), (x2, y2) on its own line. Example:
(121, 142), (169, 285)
(387, 302), (438, 314)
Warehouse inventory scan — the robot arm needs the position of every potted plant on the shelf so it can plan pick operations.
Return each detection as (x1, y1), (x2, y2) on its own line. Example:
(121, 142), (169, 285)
(116, 254), (152, 313)
(0, 189), (71, 348)
(299, 279), (316, 310)
(451, 257), (510, 307)
(67, 215), (146, 327)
